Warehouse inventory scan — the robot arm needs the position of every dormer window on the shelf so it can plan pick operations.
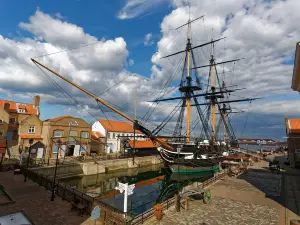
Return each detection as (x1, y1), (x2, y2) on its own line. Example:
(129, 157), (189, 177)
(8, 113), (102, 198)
(18, 109), (26, 113)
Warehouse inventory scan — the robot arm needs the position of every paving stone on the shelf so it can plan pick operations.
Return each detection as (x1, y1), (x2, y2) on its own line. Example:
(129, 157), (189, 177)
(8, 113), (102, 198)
(0, 171), (88, 225)
(151, 197), (279, 225)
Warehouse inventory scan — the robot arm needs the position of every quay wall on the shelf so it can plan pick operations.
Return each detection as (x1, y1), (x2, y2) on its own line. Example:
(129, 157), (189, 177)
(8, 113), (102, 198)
(31, 155), (162, 176)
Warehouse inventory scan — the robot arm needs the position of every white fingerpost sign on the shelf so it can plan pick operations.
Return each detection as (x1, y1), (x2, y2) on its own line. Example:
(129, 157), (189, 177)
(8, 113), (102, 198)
(115, 182), (135, 213)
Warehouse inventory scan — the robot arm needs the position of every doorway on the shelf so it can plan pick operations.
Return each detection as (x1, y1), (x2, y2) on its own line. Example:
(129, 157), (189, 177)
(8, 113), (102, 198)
(67, 145), (75, 156)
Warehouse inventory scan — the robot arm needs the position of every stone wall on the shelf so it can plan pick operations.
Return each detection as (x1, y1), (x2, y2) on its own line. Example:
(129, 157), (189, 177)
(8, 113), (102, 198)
(32, 155), (162, 176)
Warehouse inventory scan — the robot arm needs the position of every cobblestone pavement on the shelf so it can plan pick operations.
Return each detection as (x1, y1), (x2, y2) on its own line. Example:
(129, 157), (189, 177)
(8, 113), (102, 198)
(150, 197), (278, 225)
(150, 160), (282, 225)
(242, 171), (282, 196)
(0, 171), (89, 225)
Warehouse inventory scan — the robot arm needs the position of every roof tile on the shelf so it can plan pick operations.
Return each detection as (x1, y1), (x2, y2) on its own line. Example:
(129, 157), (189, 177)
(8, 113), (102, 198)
(20, 135), (42, 139)
(128, 140), (156, 149)
(91, 131), (104, 139)
(0, 100), (38, 115)
(288, 119), (300, 133)
(98, 119), (142, 134)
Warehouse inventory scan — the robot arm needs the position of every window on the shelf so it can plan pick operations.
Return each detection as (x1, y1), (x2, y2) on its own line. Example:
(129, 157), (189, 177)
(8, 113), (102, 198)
(9, 117), (16, 124)
(28, 125), (36, 134)
(0, 120), (3, 124)
(53, 145), (59, 153)
(80, 145), (87, 152)
(113, 133), (115, 139)
(68, 130), (78, 142)
(81, 132), (89, 139)
(69, 131), (78, 137)
(18, 109), (26, 113)
(0, 130), (3, 136)
(54, 130), (63, 137)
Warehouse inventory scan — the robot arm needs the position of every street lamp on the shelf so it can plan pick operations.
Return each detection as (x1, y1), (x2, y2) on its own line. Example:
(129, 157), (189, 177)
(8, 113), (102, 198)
(51, 139), (61, 201)
(24, 139), (34, 182)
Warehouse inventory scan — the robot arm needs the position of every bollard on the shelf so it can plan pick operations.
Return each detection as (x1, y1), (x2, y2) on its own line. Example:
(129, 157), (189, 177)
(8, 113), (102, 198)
(154, 204), (163, 220)
(291, 219), (300, 225)
(184, 197), (189, 211)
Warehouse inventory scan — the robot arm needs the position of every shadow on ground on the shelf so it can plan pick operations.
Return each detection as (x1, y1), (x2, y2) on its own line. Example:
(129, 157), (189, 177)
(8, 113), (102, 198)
(238, 155), (300, 217)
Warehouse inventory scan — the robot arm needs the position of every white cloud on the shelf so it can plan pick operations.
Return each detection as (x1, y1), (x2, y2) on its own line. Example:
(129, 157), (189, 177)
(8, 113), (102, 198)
(0, 10), (171, 123)
(2, 1), (300, 139)
(129, 59), (135, 66)
(144, 33), (154, 46)
(117, 0), (168, 20)
(152, 0), (300, 99)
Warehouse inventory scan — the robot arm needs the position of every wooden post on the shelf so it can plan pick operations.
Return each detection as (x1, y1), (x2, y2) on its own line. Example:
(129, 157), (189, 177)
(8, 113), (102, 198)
(175, 193), (180, 212)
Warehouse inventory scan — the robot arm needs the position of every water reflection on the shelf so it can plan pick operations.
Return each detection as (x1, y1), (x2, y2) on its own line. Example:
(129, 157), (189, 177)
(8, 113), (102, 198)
(58, 164), (213, 216)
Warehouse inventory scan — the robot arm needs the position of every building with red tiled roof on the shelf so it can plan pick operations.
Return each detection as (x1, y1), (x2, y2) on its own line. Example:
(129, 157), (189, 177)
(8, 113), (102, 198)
(92, 119), (145, 153)
(90, 131), (105, 155)
(123, 139), (158, 157)
(0, 96), (42, 157)
(0, 96), (40, 116)
(285, 116), (300, 168)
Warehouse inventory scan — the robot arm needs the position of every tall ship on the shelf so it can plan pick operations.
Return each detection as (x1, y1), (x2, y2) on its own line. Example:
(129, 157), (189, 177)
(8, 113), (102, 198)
(145, 16), (259, 173)
(31, 15), (258, 173)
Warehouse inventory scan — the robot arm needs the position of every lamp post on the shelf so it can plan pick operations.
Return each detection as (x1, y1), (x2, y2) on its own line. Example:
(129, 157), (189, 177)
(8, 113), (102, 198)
(51, 139), (61, 201)
(24, 139), (34, 182)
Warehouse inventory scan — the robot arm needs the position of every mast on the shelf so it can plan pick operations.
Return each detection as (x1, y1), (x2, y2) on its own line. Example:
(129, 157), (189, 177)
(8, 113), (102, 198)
(210, 42), (216, 145)
(186, 17), (191, 143)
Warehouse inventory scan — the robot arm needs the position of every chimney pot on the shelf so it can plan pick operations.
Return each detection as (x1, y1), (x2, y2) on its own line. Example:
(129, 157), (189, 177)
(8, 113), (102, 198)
(34, 95), (40, 108)
(4, 103), (10, 112)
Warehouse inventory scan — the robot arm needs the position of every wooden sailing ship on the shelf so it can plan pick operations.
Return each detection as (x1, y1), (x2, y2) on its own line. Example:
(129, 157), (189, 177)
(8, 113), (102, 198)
(31, 15), (259, 174)
(147, 16), (259, 173)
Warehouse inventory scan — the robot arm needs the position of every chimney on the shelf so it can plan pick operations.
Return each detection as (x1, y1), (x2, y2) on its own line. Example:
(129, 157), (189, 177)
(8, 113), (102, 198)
(4, 103), (10, 112)
(33, 95), (40, 117)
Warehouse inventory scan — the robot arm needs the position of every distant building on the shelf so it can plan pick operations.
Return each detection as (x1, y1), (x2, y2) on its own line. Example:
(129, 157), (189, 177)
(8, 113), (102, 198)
(0, 96), (41, 157)
(90, 131), (105, 155)
(42, 115), (91, 160)
(0, 105), (9, 159)
(285, 116), (300, 168)
(238, 138), (276, 145)
(92, 119), (144, 153)
(124, 139), (158, 157)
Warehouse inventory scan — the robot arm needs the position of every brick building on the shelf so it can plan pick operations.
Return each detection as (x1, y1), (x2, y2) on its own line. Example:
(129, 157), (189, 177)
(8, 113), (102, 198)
(0, 96), (41, 157)
(285, 116), (300, 168)
(42, 115), (91, 160)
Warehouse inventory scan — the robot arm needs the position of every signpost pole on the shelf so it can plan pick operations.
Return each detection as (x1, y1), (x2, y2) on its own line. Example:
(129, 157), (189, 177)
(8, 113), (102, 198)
(124, 183), (128, 213)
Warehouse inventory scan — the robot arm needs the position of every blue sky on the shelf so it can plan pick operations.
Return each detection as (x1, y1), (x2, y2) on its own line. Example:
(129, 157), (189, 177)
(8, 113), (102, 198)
(0, 0), (171, 77)
(0, 0), (173, 120)
(0, 0), (299, 141)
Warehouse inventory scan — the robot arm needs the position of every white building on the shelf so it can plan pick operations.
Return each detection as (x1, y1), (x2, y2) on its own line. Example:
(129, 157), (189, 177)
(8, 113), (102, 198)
(92, 119), (144, 153)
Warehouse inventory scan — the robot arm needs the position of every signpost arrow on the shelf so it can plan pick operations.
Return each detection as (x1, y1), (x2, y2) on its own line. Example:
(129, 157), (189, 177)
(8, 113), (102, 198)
(91, 206), (100, 224)
(115, 182), (135, 214)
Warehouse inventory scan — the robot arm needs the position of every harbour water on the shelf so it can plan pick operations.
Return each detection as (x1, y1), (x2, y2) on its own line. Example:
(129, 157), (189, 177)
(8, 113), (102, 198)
(58, 164), (214, 216)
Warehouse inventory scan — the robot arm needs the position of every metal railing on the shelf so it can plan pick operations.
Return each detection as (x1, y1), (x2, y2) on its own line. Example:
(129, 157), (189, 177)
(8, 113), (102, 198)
(130, 168), (237, 225)
(20, 167), (125, 223)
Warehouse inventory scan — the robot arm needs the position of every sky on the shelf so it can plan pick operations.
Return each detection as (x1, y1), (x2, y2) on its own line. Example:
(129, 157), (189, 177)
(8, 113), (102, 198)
(0, 0), (299, 141)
